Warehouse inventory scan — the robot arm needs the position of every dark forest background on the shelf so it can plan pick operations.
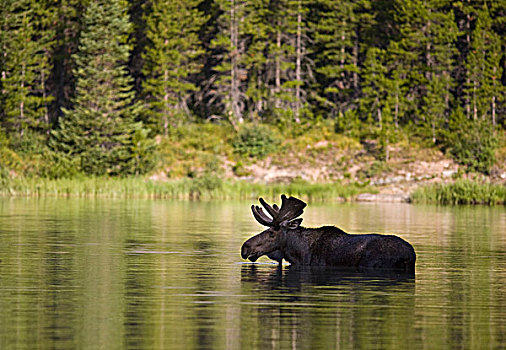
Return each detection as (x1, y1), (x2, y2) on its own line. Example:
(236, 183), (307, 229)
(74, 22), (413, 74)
(0, 0), (504, 178)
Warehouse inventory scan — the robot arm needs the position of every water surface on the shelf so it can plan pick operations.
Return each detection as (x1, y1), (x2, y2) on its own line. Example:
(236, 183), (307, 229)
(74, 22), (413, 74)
(0, 198), (504, 349)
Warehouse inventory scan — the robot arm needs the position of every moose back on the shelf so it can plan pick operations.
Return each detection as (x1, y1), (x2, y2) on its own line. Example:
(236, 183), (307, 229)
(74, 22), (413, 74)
(241, 195), (416, 272)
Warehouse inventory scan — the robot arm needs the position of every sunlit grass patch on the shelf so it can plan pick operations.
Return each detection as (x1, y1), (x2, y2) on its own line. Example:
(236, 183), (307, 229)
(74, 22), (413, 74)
(0, 176), (375, 202)
(410, 180), (506, 205)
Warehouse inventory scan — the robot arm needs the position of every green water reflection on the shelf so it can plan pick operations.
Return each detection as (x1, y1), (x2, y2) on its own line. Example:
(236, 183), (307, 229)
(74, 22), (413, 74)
(0, 198), (504, 349)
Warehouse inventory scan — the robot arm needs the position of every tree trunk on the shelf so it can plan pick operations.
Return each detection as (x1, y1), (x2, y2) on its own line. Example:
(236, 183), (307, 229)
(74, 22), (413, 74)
(163, 68), (169, 135)
(473, 79), (477, 120)
(341, 19), (345, 76)
(465, 11), (471, 119)
(394, 88), (399, 129)
(275, 29), (281, 109)
(41, 65), (48, 128)
(352, 32), (358, 90)
(491, 96), (496, 127)
(426, 18), (431, 81)
(432, 121), (436, 144)
(20, 62), (26, 135)
(230, 0), (243, 124)
(294, 1), (301, 123)
(491, 66), (496, 126)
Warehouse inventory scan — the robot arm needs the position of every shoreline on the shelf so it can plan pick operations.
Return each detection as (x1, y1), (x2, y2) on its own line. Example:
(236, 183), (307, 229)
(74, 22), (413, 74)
(0, 176), (504, 205)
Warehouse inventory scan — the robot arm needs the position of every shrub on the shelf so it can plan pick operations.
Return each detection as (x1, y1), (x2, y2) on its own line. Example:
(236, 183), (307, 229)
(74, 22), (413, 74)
(444, 109), (498, 174)
(233, 124), (280, 159)
(189, 173), (223, 198)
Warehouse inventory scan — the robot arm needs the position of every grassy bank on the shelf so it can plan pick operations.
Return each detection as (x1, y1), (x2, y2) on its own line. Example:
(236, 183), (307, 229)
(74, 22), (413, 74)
(2, 176), (504, 205)
(0, 176), (376, 202)
(411, 180), (506, 205)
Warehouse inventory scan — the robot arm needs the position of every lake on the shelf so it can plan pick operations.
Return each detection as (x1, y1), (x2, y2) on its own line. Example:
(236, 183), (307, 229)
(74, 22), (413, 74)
(0, 198), (504, 349)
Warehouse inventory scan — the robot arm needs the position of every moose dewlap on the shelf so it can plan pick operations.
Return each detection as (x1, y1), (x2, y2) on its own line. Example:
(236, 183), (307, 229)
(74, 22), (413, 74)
(241, 195), (416, 272)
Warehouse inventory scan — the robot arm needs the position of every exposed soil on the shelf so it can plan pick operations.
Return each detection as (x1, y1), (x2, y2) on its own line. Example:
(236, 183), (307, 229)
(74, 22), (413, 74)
(230, 140), (506, 201)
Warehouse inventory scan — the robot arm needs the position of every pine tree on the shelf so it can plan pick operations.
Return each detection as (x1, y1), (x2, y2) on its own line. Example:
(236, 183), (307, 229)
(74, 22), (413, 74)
(0, 0), (55, 149)
(242, 0), (270, 120)
(51, 0), (88, 123)
(388, 0), (458, 143)
(391, 0), (430, 125)
(207, 0), (248, 127)
(312, 0), (359, 118)
(421, 0), (458, 143)
(128, 0), (148, 96)
(261, 0), (312, 124)
(142, 0), (206, 135)
(360, 47), (396, 159)
(359, 47), (387, 133)
(51, 0), (154, 176)
(288, 0), (310, 122)
(384, 41), (409, 129)
(465, 3), (503, 124)
(489, 1), (506, 128)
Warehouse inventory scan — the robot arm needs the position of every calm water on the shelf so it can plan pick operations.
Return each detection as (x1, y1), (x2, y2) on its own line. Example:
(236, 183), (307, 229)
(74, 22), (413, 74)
(0, 198), (504, 350)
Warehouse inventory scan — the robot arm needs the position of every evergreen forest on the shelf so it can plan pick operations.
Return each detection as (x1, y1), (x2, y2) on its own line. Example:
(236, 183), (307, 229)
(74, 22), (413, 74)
(0, 0), (505, 180)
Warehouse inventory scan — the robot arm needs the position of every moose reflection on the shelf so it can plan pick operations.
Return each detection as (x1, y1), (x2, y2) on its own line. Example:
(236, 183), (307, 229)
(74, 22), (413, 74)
(241, 195), (416, 272)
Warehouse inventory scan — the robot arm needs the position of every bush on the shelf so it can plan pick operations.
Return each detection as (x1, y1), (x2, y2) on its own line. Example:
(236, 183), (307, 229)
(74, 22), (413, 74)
(335, 109), (361, 139)
(189, 173), (223, 198)
(233, 124), (280, 159)
(444, 109), (498, 174)
(40, 151), (82, 179)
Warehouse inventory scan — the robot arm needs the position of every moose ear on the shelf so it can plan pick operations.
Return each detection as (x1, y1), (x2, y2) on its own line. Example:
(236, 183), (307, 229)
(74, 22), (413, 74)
(282, 218), (303, 230)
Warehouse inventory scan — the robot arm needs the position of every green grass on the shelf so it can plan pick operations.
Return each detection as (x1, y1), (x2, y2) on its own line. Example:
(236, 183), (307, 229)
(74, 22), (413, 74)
(3, 176), (504, 205)
(0, 176), (376, 202)
(222, 179), (375, 202)
(410, 180), (506, 205)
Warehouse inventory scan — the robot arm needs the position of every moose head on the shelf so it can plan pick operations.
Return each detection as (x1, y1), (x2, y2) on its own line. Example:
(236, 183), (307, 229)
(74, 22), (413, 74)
(241, 195), (307, 262)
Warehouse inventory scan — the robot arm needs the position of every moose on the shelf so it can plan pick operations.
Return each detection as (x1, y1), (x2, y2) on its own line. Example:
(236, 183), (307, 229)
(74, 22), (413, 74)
(241, 195), (416, 272)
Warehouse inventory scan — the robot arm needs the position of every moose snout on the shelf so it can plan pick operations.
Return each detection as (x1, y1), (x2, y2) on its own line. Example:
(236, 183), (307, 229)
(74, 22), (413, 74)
(241, 242), (251, 259)
(241, 232), (274, 262)
(241, 241), (261, 262)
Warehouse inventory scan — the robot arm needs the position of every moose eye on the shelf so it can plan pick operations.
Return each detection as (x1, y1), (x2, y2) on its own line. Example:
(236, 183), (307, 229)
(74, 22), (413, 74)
(268, 231), (276, 238)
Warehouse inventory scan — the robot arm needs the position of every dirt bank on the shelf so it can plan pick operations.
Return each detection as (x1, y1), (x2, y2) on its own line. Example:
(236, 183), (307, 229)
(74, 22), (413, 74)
(229, 140), (505, 201)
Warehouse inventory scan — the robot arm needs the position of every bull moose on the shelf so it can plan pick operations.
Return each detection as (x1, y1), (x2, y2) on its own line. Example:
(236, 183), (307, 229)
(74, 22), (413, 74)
(241, 195), (416, 272)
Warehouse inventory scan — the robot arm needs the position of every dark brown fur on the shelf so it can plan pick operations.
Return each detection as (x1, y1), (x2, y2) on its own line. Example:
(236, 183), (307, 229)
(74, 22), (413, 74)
(242, 196), (416, 272)
(241, 225), (416, 272)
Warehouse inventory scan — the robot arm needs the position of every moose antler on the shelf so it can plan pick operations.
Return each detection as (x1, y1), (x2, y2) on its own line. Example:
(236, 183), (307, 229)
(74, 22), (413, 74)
(251, 194), (306, 227)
